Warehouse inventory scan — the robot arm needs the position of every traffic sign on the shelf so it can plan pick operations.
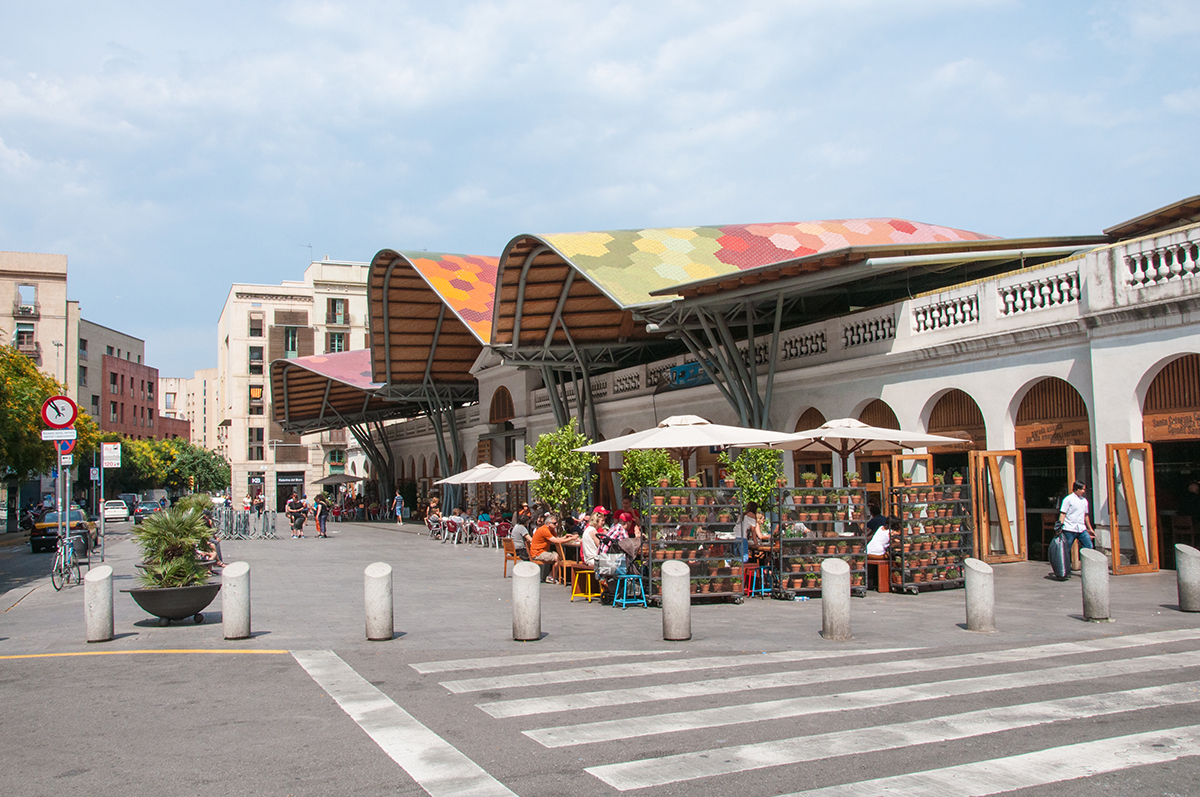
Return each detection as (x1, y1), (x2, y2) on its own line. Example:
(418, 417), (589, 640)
(41, 395), (78, 429)
(57, 439), (76, 455)
(90, 468), (100, 482)
(60, 454), (74, 466)
(41, 428), (78, 441)
(101, 442), (121, 468)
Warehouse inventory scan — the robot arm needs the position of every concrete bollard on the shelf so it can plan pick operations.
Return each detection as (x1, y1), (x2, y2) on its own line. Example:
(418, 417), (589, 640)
(512, 561), (542, 641)
(661, 560), (692, 641)
(364, 562), (394, 641)
(820, 557), (851, 641)
(1080, 548), (1111, 622)
(84, 565), (113, 643)
(963, 558), (996, 632)
(1177, 544), (1200, 612)
(222, 562), (251, 640)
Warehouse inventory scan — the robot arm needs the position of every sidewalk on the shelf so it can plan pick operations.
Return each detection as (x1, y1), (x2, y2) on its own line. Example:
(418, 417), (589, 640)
(1, 516), (1197, 656)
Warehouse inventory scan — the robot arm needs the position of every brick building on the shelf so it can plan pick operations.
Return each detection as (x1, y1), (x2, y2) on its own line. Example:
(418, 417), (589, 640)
(101, 353), (189, 440)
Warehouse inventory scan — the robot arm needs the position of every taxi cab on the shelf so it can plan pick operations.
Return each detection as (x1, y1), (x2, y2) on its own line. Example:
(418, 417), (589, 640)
(30, 508), (96, 554)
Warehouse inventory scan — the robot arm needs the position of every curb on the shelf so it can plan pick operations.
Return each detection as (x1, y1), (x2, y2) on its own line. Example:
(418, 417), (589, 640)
(0, 533), (29, 548)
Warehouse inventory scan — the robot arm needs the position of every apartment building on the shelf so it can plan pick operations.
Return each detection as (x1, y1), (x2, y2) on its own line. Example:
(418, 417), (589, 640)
(160, 367), (220, 449)
(217, 258), (369, 510)
(1, 250), (78, 391)
(77, 319), (145, 425)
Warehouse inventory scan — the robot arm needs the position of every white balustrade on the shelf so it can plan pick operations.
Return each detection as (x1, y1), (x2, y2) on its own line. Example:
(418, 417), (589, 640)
(998, 271), (1080, 316)
(913, 293), (980, 333)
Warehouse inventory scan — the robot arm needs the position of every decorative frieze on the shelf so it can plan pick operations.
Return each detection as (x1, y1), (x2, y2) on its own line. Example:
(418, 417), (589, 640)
(998, 271), (1080, 316)
(780, 330), (827, 361)
(842, 315), (896, 349)
(913, 293), (979, 333)
(612, 370), (642, 395)
(1125, 241), (1200, 287)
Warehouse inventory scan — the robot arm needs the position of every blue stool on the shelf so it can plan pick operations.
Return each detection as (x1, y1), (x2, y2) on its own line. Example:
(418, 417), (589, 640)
(613, 573), (647, 609)
(749, 565), (772, 597)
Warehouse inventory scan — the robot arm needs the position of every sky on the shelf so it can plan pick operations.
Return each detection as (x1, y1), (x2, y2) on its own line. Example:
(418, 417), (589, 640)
(1, 0), (1198, 376)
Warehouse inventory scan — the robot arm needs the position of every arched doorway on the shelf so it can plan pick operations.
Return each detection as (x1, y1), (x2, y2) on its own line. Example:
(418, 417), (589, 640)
(792, 408), (831, 486)
(855, 399), (901, 499)
(927, 389), (985, 478)
(1142, 354), (1200, 569)
(1016, 377), (1091, 562)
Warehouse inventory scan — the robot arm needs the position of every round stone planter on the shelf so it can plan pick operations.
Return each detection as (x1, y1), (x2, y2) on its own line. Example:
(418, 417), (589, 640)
(124, 583), (221, 625)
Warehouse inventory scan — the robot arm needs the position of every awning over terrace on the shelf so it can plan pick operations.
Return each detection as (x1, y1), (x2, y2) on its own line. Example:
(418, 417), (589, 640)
(270, 349), (408, 434)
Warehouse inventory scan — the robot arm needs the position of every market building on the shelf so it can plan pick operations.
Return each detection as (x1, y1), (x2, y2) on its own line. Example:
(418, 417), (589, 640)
(345, 194), (1200, 573)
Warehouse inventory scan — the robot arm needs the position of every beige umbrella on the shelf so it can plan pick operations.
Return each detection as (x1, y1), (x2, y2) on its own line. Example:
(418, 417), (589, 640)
(574, 415), (796, 458)
(435, 463), (499, 485)
(481, 461), (541, 483)
(763, 418), (964, 458)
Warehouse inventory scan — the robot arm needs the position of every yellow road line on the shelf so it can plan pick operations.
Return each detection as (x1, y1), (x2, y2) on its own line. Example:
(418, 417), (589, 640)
(0, 649), (289, 660)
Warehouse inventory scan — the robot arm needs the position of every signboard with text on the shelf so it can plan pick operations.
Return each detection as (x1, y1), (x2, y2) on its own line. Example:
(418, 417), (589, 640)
(1144, 410), (1200, 442)
(101, 442), (122, 468)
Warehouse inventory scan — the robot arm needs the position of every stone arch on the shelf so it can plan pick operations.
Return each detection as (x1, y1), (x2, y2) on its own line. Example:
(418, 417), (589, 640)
(1140, 353), (1200, 441)
(858, 399), (900, 430)
(794, 407), (826, 432)
(924, 388), (986, 449)
(489, 385), (515, 424)
(1012, 376), (1090, 448)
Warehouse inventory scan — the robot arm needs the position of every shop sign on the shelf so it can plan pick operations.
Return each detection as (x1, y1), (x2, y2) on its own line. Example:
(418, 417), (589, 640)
(1015, 420), (1090, 448)
(276, 472), (306, 486)
(1143, 410), (1200, 442)
(247, 475), (264, 485)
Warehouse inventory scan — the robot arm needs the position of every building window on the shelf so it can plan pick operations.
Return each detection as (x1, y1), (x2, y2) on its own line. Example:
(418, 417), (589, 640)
(249, 314), (263, 337)
(284, 327), (299, 359)
(147, 382), (154, 401)
(165, 392), (176, 410)
(249, 384), (264, 404)
(327, 332), (345, 353)
(248, 427), (265, 461)
(109, 401), (117, 423)
(327, 298), (347, 325)
(110, 372), (118, 394)
(78, 365), (87, 388)
(79, 338), (88, 358)
(120, 403), (124, 424)
(91, 395), (99, 415)
(15, 323), (34, 346)
(106, 345), (114, 356)
(148, 408), (154, 429)
(141, 380), (146, 400)
(249, 346), (263, 375)
(328, 449), (346, 474)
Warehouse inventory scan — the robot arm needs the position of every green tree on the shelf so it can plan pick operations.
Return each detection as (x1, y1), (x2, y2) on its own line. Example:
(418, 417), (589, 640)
(619, 448), (683, 504)
(0, 344), (64, 480)
(527, 419), (598, 517)
(719, 448), (783, 510)
(169, 440), (231, 493)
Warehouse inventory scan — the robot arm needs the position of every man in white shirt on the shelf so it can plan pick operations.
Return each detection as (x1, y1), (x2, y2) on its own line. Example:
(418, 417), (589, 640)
(1057, 481), (1095, 552)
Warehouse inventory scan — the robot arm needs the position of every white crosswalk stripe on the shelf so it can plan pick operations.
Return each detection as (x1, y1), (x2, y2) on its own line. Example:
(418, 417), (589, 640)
(404, 627), (1200, 795)
(409, 649), (670, 674)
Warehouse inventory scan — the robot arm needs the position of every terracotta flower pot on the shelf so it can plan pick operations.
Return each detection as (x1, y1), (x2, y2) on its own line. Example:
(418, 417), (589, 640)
(653, 496), (665, 506)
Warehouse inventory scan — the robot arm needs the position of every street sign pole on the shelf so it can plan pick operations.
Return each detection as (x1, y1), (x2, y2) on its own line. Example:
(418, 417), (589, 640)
(97, 450), (104, 547)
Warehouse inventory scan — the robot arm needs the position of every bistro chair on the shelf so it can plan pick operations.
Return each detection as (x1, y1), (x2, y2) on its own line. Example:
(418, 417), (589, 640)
(555, 542), (584, 589)
(502, 538), (522, 578)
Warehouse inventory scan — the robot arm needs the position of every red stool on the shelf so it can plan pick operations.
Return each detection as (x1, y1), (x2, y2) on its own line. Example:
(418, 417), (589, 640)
(743, 563), (759, 596)
(867, 555), (890, 593)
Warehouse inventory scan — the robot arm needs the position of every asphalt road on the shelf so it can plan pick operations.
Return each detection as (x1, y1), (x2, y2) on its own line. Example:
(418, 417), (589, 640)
(3, 520), (1200, 796)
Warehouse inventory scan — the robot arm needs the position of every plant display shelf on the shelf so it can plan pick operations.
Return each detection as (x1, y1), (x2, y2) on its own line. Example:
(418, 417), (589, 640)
(775, 485), (871, 597)
(889, 482), (975, 595)
(642, 484), (745, 605)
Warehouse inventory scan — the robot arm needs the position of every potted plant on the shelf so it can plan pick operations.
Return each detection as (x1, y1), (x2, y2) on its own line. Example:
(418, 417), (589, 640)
(801, 471), (817, 487)
(845, 471), (861, 487)
(124, 506), (221, 625)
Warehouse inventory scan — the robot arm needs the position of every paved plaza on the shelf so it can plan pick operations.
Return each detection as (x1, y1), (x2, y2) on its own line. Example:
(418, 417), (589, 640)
(3, 520), (1200, 796)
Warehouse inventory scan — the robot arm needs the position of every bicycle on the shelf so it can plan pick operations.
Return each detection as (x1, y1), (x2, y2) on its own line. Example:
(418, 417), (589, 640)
(50, 531), (86, 591)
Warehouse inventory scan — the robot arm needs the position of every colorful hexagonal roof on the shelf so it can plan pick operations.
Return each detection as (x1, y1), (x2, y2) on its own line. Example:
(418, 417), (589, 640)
(537, 218), (996, 307)
(397, 251), (500, 344)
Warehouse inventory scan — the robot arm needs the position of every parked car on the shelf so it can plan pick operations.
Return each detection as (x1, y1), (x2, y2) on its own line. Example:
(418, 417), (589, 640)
(102, 500), (130, 522)
(30, 509), (96, 554)
(132, 504), (159, 525)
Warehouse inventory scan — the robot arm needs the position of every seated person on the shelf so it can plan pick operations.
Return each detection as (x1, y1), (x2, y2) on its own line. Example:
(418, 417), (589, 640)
(510, 515), (532, 560)
(528, 513), (579, 584)
(866, 516), (899, 590)
(748, 511), (773, 565)
(580, 507), (609, 568)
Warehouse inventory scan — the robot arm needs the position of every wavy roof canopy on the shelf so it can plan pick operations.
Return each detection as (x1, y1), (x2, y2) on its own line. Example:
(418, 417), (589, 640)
(535, 218), (996, 308)
(369, 250), (499, 387)
(271, 349), (417, 433)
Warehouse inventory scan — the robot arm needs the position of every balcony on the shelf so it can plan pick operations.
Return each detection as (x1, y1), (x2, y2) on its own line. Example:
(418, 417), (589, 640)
(325, 311), (351, 326)
(322, 428), (347, 445)
(12, 301), (39, 319)
(15, 339), (41, 363)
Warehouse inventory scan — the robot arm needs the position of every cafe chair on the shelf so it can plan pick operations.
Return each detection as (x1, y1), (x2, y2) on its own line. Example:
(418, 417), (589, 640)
(613, 573), (647, 609)
(502, 538), (522, 578)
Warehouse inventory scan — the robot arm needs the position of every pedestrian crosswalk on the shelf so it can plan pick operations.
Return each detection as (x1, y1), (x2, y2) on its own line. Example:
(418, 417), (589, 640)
(406, 628), (1200, 795)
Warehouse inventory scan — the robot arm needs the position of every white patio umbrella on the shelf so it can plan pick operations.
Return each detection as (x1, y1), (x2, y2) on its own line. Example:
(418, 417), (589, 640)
(434, 463), (498, 485)
(574, 415), (797, 456)
(482, 461), (541, 483)
(763, 418), (965, 458)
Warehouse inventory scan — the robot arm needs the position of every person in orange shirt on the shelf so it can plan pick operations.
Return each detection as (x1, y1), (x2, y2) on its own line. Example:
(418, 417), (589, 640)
(528, 513), (579, 584)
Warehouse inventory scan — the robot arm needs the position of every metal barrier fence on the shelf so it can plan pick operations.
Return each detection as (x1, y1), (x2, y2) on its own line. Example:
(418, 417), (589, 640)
(213, 509), (279, 540)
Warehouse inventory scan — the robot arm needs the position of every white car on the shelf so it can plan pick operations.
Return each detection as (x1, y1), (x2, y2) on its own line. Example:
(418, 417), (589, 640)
(102, 500), (130, 522)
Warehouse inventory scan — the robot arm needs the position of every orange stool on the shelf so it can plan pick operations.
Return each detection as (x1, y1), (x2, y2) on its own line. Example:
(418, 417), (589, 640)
(866, 555), (889, 593)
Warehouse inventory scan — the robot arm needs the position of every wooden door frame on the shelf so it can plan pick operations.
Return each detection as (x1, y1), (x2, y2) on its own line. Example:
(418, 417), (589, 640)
(970, 449), (1027, 564)
(1106, 443), (1159, 575)
(892, 453), (934, 487)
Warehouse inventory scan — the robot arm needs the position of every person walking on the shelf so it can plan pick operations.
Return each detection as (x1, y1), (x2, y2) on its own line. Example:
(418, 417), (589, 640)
(392, 489), (405, 525)
(1057, 480), (1096, 564)
(314, 493), (330, 538)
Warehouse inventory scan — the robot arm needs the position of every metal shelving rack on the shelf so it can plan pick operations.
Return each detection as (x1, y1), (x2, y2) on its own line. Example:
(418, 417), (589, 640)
(889, 480), (974, 594)
(775, 485), (871, 597)
(642, 484), (745, 605)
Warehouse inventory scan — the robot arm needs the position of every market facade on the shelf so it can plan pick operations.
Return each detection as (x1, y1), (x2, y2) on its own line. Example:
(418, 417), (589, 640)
(278, 195), (1200, 573)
